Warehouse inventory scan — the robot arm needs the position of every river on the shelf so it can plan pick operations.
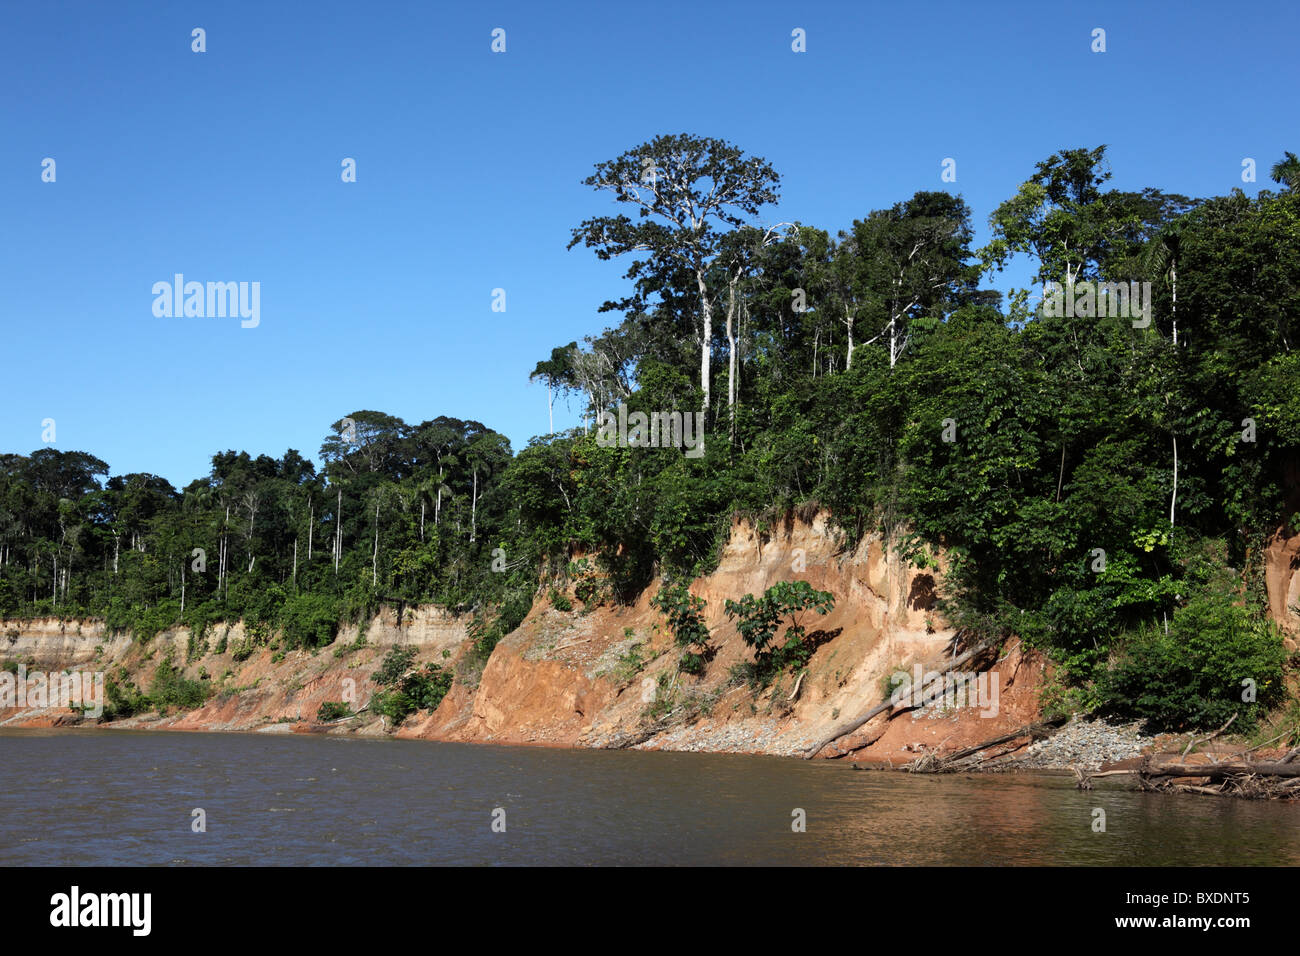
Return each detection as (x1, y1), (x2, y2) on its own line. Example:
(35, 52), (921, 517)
(2, 728), (1297, 865)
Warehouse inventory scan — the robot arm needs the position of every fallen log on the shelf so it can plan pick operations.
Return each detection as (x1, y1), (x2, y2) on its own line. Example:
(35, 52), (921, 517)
(1181, 713), (1237, 757)
(787, 670), (807, 702)
(802, 637), (996, 759)
(1077, 755), (1300, 796)
(914, 715), (1068, 771)
(1142, 760), (1300, 779)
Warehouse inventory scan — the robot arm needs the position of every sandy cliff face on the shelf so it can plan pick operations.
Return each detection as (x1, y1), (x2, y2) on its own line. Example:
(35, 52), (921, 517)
(8, 512), (1298, 759)
(0, 512), (1056, 758)
(0, 608), (471, 734)
(1265, 528), (1300, 644)
(398, 512), (1047, 759)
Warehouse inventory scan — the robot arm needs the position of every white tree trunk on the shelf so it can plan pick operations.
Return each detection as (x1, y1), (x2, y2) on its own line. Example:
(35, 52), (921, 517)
(1170, 433), (1178, 527)
(1171, 256), (1178, 346)
(726, 274), (738, 437)
(845, 307), (855, 371)
(696, 269), (713, 414)
(372, 500), (379, 588)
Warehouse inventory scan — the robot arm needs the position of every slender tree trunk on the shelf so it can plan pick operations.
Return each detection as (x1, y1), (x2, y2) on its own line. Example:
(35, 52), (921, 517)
(420, 500), (425, 542)
(371, 500), (380, 588)
(1055, 443), (1066, 502)
(547, 383), (554, 433)
(1170, 433), (1178, 527)
(890, 283), (900, 369)
(695, 269), (713, 415)
(223, 504), (230, 597)
(471, 469), (478, 542)
(1171, 256), (1178, 346)
(307, 496), (313, 560)
(292, 537), (298, 587)
(335, 488), (342, 574)
(181, 563), (186, 614)
(726, 276), (738, 439)
(113, 535), (119, 575)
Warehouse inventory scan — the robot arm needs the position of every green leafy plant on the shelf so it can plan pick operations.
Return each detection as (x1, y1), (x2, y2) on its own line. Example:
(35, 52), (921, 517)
(724, 581), (834, 686)
(650, 582), (712, 675)
(317, 701), (353, 722)
(1099, 592), (1287, 731)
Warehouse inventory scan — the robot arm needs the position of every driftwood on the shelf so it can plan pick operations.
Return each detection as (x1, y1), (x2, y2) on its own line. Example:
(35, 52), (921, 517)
(1181, 713), (1237, 757)
(911, 716), (1069, 771)
(551, 637), (592, 652)
(1142, 760), (1300, 779)
(1237, 724), (1296, 755)
(787, 670), (807, 702)
(324, 703), (370, 725)
(1077, 753), (1300, 800)
(802, 636), (996, 759)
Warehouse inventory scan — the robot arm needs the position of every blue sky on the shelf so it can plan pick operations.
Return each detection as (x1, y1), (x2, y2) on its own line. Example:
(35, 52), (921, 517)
(2, 0), (1296, 488)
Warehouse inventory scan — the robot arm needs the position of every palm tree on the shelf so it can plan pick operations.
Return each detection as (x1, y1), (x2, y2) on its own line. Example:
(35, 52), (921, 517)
(1271, 151), (1299, 191)
(1140, 222), (1184, 345)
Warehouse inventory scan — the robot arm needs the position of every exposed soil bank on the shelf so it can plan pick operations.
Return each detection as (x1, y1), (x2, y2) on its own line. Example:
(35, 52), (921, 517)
(5, 515), (1299, 773)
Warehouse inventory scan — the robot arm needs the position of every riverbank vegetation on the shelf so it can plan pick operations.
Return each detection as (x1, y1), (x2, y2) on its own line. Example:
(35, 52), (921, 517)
(2, 137), (1297, 732)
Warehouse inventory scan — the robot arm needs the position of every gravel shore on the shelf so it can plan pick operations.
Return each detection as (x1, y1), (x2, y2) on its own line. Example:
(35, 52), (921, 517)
(997, 714), (1157, 771)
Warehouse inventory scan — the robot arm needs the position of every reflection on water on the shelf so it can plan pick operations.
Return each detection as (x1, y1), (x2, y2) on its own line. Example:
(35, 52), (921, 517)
(2, 728), (1297, 865)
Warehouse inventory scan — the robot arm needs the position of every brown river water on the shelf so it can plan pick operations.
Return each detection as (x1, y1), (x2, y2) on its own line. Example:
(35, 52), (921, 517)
(2, 728), (1297, 865)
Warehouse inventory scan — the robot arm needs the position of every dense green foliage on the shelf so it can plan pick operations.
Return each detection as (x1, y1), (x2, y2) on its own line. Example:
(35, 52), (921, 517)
(99, 658), (210, 719)
(725, 581), (835, 685)
(317, 701), (353, 722)
(2, 134), (1297, 730)
(369, 646), (454, 726)
(0, 415), (533, 657)
(650, 582), (713, 674)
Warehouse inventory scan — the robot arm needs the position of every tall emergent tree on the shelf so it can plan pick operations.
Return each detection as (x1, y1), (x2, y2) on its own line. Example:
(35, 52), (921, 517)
(568, 133), (783, 439)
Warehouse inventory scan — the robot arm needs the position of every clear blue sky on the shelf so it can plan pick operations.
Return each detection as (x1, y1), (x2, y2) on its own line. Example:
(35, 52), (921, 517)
(3, 0), (1295, 488)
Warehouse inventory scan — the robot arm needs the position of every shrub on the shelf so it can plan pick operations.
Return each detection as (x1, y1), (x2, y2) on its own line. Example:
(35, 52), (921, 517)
(607, 642), (646, 686)
(317, 701), (353, 722)
(370, 662), (454, 726)
(373, 647), (416, 686)
(279, 592), (340, 649)
(724, 581), (834, 686)
(104, 672), (148, 720)
(149, 658), (212, 713)
(1099, 593), (1287, 731)
(650, 582), (712, 675)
